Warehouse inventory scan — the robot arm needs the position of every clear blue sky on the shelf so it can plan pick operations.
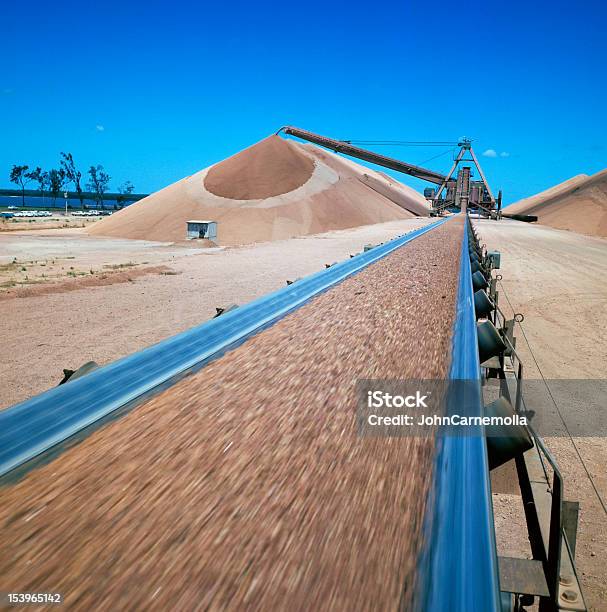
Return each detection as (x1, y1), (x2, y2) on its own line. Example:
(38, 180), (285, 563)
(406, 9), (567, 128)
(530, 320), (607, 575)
(1, 0), (605, 203)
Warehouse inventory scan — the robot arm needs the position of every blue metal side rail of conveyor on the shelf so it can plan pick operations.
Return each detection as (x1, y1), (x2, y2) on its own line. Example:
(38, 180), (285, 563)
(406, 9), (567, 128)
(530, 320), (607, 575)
(418, 218), (501, 611)
(0, 218), (447, 478)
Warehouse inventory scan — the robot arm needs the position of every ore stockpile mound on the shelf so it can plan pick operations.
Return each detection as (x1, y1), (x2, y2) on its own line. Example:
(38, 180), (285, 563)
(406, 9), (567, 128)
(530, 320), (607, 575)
(0, 219), (463, 610)
(203, 134), (315, 199)
(507, 169), (607, 237)
(88, 135), (430, 246)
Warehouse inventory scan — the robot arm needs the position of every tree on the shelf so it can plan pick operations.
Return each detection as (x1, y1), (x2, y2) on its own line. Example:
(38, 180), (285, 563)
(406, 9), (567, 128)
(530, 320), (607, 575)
(9, 165), (32, 207)
(116, 180), (134, 209)
(87, 165), (110, 210)
(27, 167), (49, 199)
(60, 153), (83, 207)
(48, 168), (67, 205)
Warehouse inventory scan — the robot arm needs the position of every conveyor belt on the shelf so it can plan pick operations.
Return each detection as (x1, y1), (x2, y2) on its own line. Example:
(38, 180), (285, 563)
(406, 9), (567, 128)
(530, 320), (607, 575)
(418, 219), (500, 610)
(0, 216), (500, 610)
(0, 219), (446, 479)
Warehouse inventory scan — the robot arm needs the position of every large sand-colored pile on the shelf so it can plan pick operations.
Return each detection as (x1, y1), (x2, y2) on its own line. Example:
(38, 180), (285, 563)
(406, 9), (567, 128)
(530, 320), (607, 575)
(204, 135), (315, 200)
(507, 169), (607, 237)
(89, 135), (430, 246)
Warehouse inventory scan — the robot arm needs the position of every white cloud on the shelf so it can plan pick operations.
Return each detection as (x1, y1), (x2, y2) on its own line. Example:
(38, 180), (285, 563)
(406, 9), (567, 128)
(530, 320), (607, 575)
(482, 149), (498, 158)
(500, 151), (510, 158)
(96, 124), (105, 132)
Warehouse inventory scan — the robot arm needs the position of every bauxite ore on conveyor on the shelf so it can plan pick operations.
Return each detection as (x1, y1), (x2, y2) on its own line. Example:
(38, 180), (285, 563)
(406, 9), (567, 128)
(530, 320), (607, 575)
(0, 218), (464, 610)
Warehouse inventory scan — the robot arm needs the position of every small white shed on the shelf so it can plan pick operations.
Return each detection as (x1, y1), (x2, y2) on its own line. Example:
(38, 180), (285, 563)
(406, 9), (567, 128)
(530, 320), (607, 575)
(187, 220), (217, 240)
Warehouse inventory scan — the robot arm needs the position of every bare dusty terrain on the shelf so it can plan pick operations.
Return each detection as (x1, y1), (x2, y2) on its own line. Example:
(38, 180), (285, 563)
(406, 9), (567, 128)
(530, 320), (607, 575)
(0, 226), (211, 295)
(0, 215), (97, 233)
(0, 218), (435, 409)
(476, 219), (607, 610)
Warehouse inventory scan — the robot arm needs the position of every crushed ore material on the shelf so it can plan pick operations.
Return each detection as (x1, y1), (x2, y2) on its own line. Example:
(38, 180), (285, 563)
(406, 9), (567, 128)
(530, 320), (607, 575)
(204, 135), (315, 200)
(0, 217), (463, 610)
(507, 168), (607, 237)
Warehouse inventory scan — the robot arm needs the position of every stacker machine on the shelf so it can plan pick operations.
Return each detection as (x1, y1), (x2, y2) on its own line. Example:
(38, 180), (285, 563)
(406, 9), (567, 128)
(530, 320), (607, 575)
(279, 126), (503, 218)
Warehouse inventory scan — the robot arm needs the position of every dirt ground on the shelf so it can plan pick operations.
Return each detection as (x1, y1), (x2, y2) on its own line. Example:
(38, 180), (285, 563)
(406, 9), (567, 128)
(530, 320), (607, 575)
(0, 217), (434, 409)
(0, 227), (211, 293)
(476, 219), (607, 611)
(0, 214), (98, 233)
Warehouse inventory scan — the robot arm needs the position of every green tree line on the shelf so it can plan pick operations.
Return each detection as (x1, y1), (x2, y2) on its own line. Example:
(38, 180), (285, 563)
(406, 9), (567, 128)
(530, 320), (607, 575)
(8, 153), (135, 209)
